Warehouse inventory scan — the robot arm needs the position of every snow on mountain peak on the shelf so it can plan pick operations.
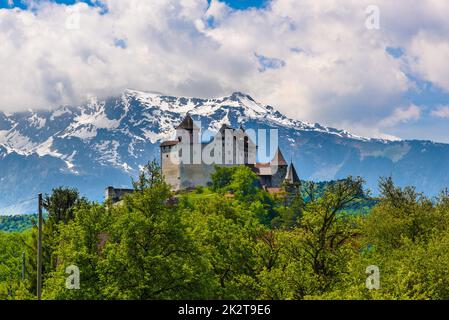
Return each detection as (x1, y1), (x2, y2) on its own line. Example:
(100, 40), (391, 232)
(0, 89), (369, 174)
(4, 89), (449, 214)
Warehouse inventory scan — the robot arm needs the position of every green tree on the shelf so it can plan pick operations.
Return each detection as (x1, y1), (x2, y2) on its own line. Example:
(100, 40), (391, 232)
(228, 166), (259, 202)
(296, 177), (364, 277)
(210, 166), (237, 192)
(187, 195), (265, 299)
(254, 177), (366, 299)
(24, 187), (86, 295)
(0, 231), (32, 299)
(363, 177), (444, 250)
(44, 187), (86, 224)
(43, 202), (112, 300)
(132, 159), (165, 191)
(98, 162), (208, 299)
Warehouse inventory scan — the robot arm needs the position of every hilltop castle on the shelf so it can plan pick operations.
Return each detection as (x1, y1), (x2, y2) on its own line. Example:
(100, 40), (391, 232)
(106, 115), (300, 202)
(160, 115), (299, 192)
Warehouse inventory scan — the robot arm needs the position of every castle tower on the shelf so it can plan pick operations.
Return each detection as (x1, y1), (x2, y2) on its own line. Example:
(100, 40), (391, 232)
(283, 161), (301, 200)
(269, 148), (288, 187)
(160, 139), (181, 190)
(176, 114), (200, 144)
(159, 114), (200, 191)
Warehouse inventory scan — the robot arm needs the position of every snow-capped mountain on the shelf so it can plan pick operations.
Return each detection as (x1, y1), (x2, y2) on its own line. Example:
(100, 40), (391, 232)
(1, 90), (448, 214)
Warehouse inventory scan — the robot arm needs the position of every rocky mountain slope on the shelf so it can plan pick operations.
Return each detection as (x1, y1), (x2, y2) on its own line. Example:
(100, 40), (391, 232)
(1, 90), (448, 214)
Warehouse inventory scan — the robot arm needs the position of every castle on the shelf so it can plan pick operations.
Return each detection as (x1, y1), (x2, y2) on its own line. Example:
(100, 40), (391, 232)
(106, 115), (300, 202)
(160, 115), (300, 192)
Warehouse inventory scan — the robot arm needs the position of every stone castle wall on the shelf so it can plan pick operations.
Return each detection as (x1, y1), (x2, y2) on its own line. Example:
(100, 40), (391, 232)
(161, 146), (181, 190)
(179, 163), (215, 190)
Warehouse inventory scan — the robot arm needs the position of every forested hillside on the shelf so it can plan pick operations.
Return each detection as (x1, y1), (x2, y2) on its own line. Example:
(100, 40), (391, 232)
(1, 163), (449, 300)
(0, 215), (37, 233)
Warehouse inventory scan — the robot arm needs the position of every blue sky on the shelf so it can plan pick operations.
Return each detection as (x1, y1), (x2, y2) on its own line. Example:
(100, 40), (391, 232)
(0, 0), (449, 143)
(213, 0), (267, 9)
(0, 0), (268, 10)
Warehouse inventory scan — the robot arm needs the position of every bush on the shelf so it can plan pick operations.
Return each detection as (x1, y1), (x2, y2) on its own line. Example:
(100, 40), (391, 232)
(195, 186), (204, 194)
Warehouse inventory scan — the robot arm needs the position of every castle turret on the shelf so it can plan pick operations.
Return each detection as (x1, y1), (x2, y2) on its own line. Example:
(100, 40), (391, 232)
(285, 162), (300, 185)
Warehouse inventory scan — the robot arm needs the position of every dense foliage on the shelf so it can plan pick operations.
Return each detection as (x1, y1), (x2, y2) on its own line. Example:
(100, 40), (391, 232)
(1, 164), (449, 300)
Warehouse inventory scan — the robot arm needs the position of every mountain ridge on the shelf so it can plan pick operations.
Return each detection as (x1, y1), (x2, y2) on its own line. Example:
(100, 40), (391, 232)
(0, 90), (448, 214)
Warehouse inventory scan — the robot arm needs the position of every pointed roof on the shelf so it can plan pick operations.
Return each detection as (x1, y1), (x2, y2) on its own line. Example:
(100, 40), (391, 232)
(271, 148), (287, 166)
(176, 114), (199, 130)
(285, 163), (300, 184)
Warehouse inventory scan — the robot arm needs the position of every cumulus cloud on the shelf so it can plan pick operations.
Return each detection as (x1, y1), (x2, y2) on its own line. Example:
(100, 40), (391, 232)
(409, 33), (449, 92)
(431, 106), (449, 119)
(380, 104), (421, 127)
(0, 0), (448, 139)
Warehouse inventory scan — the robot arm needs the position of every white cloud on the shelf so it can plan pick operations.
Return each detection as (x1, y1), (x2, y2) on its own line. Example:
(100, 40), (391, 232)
(380, 104), (421, 128)
(431, 106), (449, 119)
(408, 33), (449, 92)
(0, 0), (448, 139)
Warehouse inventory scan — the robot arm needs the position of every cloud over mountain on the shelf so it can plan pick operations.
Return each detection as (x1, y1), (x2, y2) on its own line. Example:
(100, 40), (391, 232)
(0, 0), (449, 140)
